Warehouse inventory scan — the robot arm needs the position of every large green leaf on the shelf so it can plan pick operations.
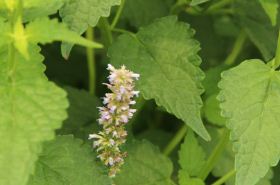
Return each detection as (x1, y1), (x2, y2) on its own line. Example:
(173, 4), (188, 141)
(114, 140), (175, 185)
(0, 46), (69, 185)
(109, 16), (210, 141)
(179, 130), (206, 177)
(0, 0), (66, 21)
(121, 0), (171, 28)
(59, 0), (121, 57)
(27, 135), (111, 185)
(234, 0), (278, 60)
(218, 60), (280, 185)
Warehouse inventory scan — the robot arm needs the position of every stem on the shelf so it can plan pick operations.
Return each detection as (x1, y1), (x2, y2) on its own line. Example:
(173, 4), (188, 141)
(273, 30), (280, 69)
(111, 0), (126, 29)
(98, 18), (113, 48)
(86, 27), (96, 95)
(199, 129), (230, 180)
(112, 28), (135, 35)
(206, 0), (233, 13)
(163, 124), (188, 156)
(224, 30), (246, 66)
(212, 170), (236, 185)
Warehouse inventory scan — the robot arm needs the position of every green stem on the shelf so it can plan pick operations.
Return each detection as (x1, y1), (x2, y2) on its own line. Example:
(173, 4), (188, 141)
(86, 27), (96, 95)
(112, 28), (135, 35)
(273, 30), (280, 69)
(111, 0), (126, 29)
(206, 0), (233, 13)
(98, 18), (113, 48)
(199, 129), (230, 180)
(163, 124), (188, 156)
(224, 30), (246, 66)
(212, 170), (236, 185)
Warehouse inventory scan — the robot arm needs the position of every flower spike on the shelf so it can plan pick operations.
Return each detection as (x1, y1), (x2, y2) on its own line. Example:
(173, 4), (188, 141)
(89, 64), (140, 177)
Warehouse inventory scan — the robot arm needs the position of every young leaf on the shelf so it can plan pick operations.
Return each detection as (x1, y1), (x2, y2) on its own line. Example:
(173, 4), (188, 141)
(114, 140), (175, 185)
(109, 16), (210, 141)
(26, 17), (103, 49)
(259, 0), (278, 26)
(179, 170), (205, 185)
(203, 94), (226, 126)
(59, 0), (121, 57)
(27, 135), (111, 185)
(179, 130), (206, 177)
(0, 46), (68, 185)
(218, 60), (280, 185)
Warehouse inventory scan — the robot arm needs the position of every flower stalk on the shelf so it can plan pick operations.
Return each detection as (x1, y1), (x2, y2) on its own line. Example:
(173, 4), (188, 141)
(89, 64), (139, 177)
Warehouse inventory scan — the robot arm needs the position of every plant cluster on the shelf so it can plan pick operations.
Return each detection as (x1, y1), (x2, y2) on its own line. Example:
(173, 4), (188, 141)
(0, 0), (280, 185)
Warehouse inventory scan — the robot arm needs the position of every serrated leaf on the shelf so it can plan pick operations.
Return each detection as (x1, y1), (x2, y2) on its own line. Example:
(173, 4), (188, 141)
(179, 130), (206, 177)
(59, 0), (121, 57)
(203, 94), (226, 126)
(57, 86), (100, 139)
(114, 140), (175, 185)
(259, 0), (278, 26)
(121, 0), (170, 28)
(26, 17), (102, 48)
(234, 0), (278, 60)
(109, 16), (210, 141)
(0, 46), (68, 185)
(179, 170), (205, 185)
(27, 135), (111, 185)
(218, 60), (280, 185)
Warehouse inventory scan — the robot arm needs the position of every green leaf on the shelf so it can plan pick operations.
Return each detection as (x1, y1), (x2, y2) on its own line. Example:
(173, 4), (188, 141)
(57, 86), (100, 140)
(218, 60), (280, 185)
(0, 18), (11, 48)
(203, 65), (227, 97)
(121, 0), (171, 28)
(59, 0), (121, 57)
(26, 17), (103, 48)
(0, 46), (68, 185)
(203, 94), (226, 126)
(27, 135), (111, 185)
(234, 0), (278, 60)
(259, 0), (278, 26)
(114, 140), (175, 185)
(0, 0), (66, 22)
(109, 16), (210, 141)
(179, 170), (205, 185)
(179, 130), (206, 177)
(191, 0), (210, 6)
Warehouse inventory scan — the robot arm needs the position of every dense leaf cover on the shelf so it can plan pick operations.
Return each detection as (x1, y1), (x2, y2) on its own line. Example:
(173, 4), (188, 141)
(0, 0), (280, 185)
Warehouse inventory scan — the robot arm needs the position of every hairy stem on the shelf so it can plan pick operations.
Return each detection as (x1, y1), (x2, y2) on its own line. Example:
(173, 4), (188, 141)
(86, 27), (96, 95)
(273, 30), (280, 69)
(199, 129), (230, 180)
(224, 30), (247, 66)
(111, 0), (126, 29)
(163, 124), (188, 156)
(212, 170), (236, 185)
